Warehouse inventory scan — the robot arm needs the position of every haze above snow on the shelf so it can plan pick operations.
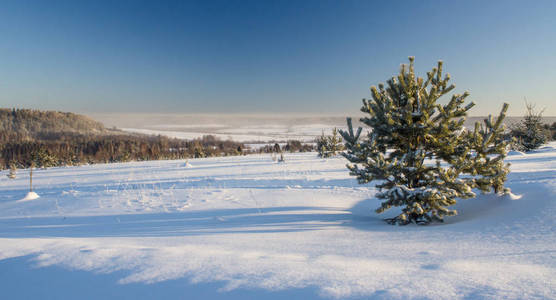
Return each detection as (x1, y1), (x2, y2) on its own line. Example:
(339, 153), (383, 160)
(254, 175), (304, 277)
(88, 113), (556, 143)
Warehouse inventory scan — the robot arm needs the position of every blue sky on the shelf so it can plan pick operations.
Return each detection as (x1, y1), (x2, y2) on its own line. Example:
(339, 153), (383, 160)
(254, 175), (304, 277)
(0, 0), (554, 116)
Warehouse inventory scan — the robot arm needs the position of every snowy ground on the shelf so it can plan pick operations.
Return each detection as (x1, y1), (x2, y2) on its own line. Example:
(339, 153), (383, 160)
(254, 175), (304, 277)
(1, 144), (556, 299)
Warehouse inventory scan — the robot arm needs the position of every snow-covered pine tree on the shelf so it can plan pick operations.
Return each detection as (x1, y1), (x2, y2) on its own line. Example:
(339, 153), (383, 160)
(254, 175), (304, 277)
(340, 57), (510, 225)
(317, 128), (344, 158)
(327, 128), (344, 156)
(509, 101), (549, 152)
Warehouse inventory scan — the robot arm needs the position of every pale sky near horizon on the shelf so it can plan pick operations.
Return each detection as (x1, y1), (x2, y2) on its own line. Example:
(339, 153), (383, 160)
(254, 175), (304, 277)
(0, 0), (555, 116)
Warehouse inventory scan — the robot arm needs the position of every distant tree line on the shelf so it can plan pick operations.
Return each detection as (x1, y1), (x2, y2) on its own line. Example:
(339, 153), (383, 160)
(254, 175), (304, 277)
(0, 108), (317, 169)
(1, 133), (249, 169)
(257, 140), (314, 153)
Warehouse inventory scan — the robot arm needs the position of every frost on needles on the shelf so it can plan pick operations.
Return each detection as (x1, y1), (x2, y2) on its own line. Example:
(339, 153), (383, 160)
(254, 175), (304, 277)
(340, 57), (510, 225)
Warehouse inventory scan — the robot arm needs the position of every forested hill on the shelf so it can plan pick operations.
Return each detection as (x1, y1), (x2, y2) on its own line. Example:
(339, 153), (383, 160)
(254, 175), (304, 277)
(0, 108), (110, 143)
(0, 108), (250, 169)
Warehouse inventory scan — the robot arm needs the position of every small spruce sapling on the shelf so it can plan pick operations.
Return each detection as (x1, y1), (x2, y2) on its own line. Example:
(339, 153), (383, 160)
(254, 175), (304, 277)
(317, 130), (328, 158)
(327, 128), (344, 156)
(340, 57), (510, 225)
(509, 101), (549, 152)
(317, 128), (344, 158)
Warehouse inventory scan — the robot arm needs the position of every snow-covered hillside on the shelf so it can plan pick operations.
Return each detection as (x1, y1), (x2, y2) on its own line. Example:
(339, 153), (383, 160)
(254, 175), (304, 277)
(1, 143), (555, 299)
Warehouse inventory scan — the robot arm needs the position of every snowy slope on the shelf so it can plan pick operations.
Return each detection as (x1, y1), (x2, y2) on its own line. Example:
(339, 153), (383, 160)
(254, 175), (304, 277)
(0, 143), (555, 299)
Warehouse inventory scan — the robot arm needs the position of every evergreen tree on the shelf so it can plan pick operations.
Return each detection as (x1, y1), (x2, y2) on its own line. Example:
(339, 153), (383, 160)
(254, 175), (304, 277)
(31, 147), (58, 168)
(509, 101), (549, 151)
(340, 57), (510, 225)
(327, 128), (344, 156)
(317, 130), (328, 158)
(317, 128), (344, 158)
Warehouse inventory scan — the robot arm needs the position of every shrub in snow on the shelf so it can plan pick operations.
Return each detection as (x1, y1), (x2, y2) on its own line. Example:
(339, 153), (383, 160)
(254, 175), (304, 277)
(340, 57), (510, 225)
(270, 143), (286, 162)
(317, 128), (344, 158)
(509, 101), (549, 152)
(7, 163), (16, 179)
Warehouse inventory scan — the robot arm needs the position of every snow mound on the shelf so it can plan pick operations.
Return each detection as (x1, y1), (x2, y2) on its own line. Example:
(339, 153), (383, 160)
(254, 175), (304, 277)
(505, 191), (523, 200)
(18, 192), (40, 202)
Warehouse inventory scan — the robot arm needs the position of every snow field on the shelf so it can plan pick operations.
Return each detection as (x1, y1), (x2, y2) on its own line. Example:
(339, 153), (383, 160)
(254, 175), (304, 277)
(1, 143), (556, 299)
(122, 123), (345, 144)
